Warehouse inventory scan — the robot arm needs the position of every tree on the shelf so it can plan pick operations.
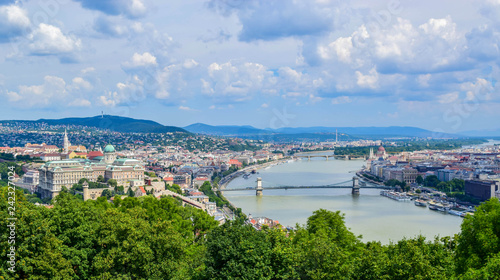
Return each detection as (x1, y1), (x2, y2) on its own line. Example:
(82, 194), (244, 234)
(437, 182), (449, 192)
(455, 198), (500, 275)
(293, 209), (363, 278)
(305, 209), (360, 246)
(416, 175), (424, 185)
(72, 183), (83, 192)
(97, 175), (104, 183)
(114, 185), (124, 195)
(127, 187), (135, 197)
(385, 179), (402, 187)
(166, 183), (182, 195)
(203, 222), (276, 279)
(78, 178), (89, 184)
(400, 181), (409, 192)
(101, 189), (114, 199)
(107, 179), (117, 188)
(424, 175), (440, 188)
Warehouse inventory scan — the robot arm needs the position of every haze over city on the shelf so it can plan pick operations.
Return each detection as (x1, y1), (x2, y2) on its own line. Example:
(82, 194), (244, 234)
(0, 0), (499, 132)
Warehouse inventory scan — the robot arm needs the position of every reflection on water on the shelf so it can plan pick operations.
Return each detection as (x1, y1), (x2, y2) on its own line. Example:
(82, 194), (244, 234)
(225, 157), (463, 244)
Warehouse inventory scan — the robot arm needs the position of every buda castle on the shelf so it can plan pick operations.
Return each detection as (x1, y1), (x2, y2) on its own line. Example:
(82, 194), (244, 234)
(38, 143), (145, 199)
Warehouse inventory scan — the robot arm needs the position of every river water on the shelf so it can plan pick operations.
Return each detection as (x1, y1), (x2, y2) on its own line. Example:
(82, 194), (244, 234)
(224, 156), (463, 244)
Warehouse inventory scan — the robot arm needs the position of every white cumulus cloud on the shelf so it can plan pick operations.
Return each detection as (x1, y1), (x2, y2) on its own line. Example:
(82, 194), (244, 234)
(0, 5), (30, 42)
(28, 24), (82, 55)
(203, 61), (277, 102)
(122, 52), (157, 68)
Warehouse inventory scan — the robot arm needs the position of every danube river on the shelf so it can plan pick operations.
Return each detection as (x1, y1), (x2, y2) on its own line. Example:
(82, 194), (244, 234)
(224, 156), (463, 244)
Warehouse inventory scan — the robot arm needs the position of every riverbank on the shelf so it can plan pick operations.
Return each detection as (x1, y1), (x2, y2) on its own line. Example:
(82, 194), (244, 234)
(218, 157), (295, 190)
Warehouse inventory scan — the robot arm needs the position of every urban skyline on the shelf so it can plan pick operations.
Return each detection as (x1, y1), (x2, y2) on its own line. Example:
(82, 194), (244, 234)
(1, 0), (500, 132)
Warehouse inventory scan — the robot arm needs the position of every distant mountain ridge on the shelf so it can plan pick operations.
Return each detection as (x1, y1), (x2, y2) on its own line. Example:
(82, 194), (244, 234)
(272, 126), (444, 137)
(0, 115), (466, 138)
(183, 123), (270, 136)
(183, 123), (457, 138)
(1, 115), (188, 133)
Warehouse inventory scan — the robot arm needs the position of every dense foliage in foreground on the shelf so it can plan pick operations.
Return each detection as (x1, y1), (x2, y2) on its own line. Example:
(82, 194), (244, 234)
(1, 188), (500, 279)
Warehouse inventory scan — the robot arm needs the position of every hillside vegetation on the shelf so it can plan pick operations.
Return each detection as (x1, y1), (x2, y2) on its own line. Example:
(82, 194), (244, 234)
(1, 188), (500, 279)
(1, 115), (188, 133)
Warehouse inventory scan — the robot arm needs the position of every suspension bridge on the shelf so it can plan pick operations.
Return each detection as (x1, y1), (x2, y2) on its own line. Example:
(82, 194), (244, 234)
(294, 154), (333, 160)
(220, 177), (394, 196)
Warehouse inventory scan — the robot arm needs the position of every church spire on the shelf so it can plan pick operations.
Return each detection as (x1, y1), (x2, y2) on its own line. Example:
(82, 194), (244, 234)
(63, 128), (70, 153)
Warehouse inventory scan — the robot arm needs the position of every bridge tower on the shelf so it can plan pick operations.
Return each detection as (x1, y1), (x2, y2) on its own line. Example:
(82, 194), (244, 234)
(256, 177), (263, 196)
(352, 176), (360, 195)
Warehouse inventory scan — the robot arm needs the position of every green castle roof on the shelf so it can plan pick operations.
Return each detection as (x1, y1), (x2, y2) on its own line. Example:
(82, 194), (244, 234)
(104, 144), (115, 153)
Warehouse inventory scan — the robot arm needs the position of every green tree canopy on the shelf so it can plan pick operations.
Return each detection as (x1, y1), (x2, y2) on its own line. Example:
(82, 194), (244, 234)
(456, 198), (500, 275)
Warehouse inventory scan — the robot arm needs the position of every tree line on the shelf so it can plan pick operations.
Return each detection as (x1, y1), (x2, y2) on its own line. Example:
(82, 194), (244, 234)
(1, 187), (500, 279)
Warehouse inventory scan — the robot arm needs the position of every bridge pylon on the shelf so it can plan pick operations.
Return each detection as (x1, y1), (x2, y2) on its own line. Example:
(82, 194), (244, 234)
(352, 176), (360, 195)
(256, 177), (263, 196)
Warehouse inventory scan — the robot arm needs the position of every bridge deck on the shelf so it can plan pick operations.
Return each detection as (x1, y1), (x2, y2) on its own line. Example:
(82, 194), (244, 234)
(222, 185), (392, 191)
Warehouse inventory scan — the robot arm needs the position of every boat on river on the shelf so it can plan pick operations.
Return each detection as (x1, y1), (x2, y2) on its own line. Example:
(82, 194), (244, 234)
(460, 212), (474, 218)
(428, 201), (440, 211)
(380, 190), (411, 201)
(448, 210), (463, 216)
(414, 199), (427, 207)
(428, 201), (449, 212)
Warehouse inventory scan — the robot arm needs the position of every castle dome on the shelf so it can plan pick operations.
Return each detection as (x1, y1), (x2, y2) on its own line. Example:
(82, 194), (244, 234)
(104, 144), (115, 153)
(377, 146), (385, 152)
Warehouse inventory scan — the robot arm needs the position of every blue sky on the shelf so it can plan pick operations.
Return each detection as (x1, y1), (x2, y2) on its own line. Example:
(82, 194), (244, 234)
(0, 0), (499, 133)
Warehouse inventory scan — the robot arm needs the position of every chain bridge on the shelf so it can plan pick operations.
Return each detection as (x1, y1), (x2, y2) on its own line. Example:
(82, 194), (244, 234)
(221, 177), (394, 196)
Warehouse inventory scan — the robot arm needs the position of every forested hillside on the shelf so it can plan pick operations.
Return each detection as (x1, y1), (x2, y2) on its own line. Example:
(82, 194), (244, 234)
(1, 187), (499, 279)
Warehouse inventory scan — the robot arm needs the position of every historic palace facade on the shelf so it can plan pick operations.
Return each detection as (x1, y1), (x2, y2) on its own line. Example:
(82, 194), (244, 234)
(38, 144), (145, 199)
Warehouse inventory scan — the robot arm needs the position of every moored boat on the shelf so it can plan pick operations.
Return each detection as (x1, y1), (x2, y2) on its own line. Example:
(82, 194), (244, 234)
(437, 205), (449, 212)
(414, 199), (427, 207)
(380, 190), (411, 201)
(428, 201), (440, 211)
(448, 210), (462, 216)
(460, 212), (474, 218)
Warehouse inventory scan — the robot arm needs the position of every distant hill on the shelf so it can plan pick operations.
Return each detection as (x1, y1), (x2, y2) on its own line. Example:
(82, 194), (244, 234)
(183, 123), (270, 136)
(272, 126), (452, 138)
(1, 115), (188, 133)
(184, 123), (457, 139)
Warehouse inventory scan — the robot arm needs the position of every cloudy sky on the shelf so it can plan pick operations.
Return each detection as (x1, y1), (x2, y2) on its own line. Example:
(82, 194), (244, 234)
(0, 0), (499, 133)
